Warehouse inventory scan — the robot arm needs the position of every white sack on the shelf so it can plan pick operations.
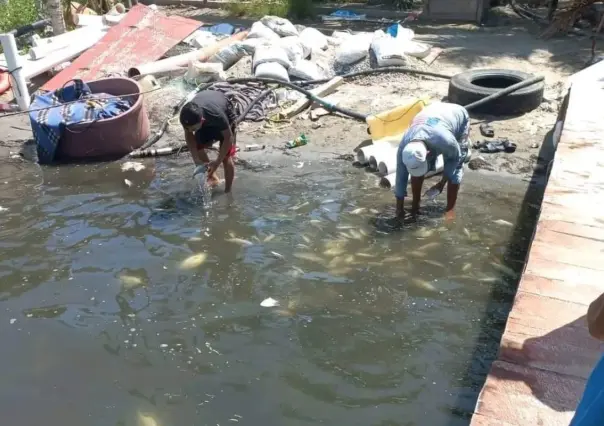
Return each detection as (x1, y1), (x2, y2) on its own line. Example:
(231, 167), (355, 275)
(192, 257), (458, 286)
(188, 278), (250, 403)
(184, 61), (226, 84)
(254, 62), (290, 82)
(209, 42), (246, 70)
(335, 34), (371, 65)
(289, 59), (325, 81)
(279, 36), (309, 61)
(253, 45), (292, 71)
(261, 15), (298, 37)
(247, 21), (280, 40)
(300, 27), (328, 51)
(371, 36), (409, 67)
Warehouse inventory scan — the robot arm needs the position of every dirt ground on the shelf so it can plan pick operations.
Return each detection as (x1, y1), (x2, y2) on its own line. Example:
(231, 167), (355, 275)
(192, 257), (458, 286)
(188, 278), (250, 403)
(0, 5), (591, 177)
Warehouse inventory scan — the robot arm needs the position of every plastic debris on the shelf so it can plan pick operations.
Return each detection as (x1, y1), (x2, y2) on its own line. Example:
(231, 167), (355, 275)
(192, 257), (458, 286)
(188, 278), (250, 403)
(260, 297), (280, 307)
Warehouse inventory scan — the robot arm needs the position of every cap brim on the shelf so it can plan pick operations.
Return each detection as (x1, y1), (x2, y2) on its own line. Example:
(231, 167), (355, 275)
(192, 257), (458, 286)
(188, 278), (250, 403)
(407, 162), (428, 177)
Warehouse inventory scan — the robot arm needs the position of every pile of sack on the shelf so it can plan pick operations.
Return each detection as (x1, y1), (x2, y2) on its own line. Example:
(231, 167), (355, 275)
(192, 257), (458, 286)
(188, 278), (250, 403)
(331, 24), (431, 68)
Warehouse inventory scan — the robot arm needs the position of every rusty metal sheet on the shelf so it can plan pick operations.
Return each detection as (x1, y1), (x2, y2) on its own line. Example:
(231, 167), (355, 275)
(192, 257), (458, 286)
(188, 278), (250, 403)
(43, 4), (201, 91)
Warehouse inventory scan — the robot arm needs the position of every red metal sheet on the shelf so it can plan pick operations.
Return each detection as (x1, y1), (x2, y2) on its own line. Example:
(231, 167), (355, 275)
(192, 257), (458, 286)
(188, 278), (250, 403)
(43, 4), (200, 91)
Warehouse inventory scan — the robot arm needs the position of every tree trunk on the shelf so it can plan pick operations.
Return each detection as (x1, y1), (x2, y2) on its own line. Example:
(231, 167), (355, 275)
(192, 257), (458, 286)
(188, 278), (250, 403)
(47, 0), (66, 35)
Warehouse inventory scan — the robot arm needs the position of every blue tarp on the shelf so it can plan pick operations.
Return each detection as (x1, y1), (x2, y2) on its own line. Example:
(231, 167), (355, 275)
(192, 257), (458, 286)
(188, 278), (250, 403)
(29, 79), (132, 164)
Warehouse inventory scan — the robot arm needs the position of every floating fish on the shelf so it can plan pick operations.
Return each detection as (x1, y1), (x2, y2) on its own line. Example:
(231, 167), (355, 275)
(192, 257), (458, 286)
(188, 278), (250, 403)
(124, 179), (133, 187)
(290, 201), (310, 211)
(137, 413), (160, 426)
(350, 208), (366, 215)
(329, 267), (352, 276)
(461, 262), (473, 272)
(411, 278), (438, 292)
(121, 161), (145, 172)
(416, 242), (440, 252)
(422, 259), (445, 268)
(383, 256), (405, 263)
(321, 199), (336, 204)
(301, 234), (312, 244)
(226, 238), (254, 247)
(324, 247), (346, 256)
(477, 276), (500, 283)
(292, 266), (305, 274)
(188, 236), (203, 242)
(296, 244), (310, 249)
(119, 274), (144, 289)
(336, 225), (355, 230)
(490, 262), (519, 278)
(348, 230), (364, 240)
(263, 233), (276, 243)
(270, 251), (285, 260)
(409, 251), (427, 259)
(415, 228), (435, 238)
(493, 219), (513, 227)
(357, 252), (374, 258)
(293, 252), (325, 264)
(369, 208), (379, 214)
(260, 297), (280, 307)
(463, 228), (472, 238)
(310, 219), (322, 224)
(328, 256), (345, 268)
(180, 253), (208, 269)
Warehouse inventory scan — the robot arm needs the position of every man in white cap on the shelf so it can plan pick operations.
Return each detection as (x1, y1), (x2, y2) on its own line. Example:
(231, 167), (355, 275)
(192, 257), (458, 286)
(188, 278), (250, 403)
(394, 102), (471, 221)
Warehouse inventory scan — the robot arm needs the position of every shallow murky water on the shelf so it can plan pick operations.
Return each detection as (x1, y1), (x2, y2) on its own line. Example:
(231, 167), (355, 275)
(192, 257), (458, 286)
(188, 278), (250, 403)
(0, 156), (538, 426)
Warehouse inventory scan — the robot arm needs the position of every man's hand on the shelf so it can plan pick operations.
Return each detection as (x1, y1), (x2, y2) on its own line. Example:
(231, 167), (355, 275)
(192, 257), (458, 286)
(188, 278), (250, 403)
(444, 209), (455, 222)
(206, 160), (220, 176)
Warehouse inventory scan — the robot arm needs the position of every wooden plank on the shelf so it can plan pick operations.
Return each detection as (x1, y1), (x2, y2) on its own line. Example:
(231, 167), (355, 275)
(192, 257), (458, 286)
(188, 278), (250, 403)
(43, 4), (200, 90)
(279, 77), (344, 119)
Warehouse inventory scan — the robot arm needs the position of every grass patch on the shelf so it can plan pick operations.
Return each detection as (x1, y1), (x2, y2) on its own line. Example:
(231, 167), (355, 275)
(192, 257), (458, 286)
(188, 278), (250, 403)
(0, 0), (39, 34)
(227, 0), (315, 19)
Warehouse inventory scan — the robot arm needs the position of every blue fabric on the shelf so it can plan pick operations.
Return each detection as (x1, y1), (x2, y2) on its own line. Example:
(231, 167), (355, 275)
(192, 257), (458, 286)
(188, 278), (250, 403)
(394, 103), (470, 200)
(571, 353), (604, 426)
(29, 79), (132, 164)
(330, 10), (363, 18)
(201, 23), (236, 36)
(386, 24), (399, 38)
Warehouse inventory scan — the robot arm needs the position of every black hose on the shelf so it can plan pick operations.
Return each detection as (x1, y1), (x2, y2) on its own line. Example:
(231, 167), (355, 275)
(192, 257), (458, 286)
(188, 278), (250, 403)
(10, 19), (50, 37)
(299, 67), (453, 86)
(463, 75), (545, 112)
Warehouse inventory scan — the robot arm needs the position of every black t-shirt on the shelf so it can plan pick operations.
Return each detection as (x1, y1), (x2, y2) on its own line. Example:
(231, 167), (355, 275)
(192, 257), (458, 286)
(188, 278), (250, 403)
(191, 90), (231, 132)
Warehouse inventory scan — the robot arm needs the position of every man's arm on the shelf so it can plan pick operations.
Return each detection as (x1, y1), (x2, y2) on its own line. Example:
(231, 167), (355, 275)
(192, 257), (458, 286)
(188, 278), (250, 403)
(185, 129), (203, 165)
(588, 293), (604, 341)
(394, 145), (409, 218)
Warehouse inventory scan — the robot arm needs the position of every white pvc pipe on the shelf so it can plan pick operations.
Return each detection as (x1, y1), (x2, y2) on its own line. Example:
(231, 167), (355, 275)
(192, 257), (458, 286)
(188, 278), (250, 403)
(377, 151), (397, 176)
(74, 14), (105, 27)
(356, 144), (383, 165)
(29, 38), (70, 60)
(369, 145), (396, 172)
(23, 27), (107, 80)
(0, 33), (30, 110)
(31, 25), (101, 47)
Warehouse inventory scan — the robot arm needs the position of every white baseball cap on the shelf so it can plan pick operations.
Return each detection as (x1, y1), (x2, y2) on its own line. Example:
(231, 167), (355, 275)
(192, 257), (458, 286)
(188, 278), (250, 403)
(402, 141), (428, 177)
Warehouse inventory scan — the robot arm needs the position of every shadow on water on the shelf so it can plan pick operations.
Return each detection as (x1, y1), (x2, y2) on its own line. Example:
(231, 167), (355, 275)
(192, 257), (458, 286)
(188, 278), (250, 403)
(446, 95), (568, 423)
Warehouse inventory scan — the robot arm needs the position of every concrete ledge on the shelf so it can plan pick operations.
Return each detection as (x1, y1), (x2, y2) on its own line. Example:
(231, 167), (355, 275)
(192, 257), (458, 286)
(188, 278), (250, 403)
(469, 63), (604, 425)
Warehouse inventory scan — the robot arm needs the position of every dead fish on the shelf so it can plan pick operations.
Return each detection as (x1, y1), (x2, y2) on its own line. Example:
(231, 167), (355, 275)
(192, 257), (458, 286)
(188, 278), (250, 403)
(461, 262), (472, 272)
(477, 276), (500, 283)
(290, 201), (309, 211)
(348, 230), (364, 240)
(263, 233), (276, 243)
(252, 235), (261, 242)
(411, 278), (438, 292)
(337, 225), (356, 230)
(124, 179), (133, 187)
(490, 262), (519, 278)
(383, 256), (405, 263)
(416, 242), (440, 252)
(350, 208), (366, 215)
(415, 228), (435, 238)
(270, 251), (285, 260)
(422, 259), (445, 268)
(119, 274), (144, 289)
(260, 297), (280, 307)
(137, 413), (160, 426)
(358, 228), (370, 237)
(494, 219), (513, 227)
(324, 247), (346, 256)
(180, 253), (208, 269)
(369, 208), (379, 214)
(121, 161), (145, 172)
(463, 228), (472, 238)
(301, 234), (312, 244)
(344, 255), (356, 264)
(321, 199), (336, 204)
(293, 252), (325, 264)
(296, 244), (310, 249)
(226, 238), (254, 247)
(328, 256), (345, 268)
(409, 251), (427, 259)
(292, 266), (305, 274)
(357, 252), (374, 258)
(309, 219), (322, 225)
(188, 236), (203, 242)
(329, 267), (352, 276)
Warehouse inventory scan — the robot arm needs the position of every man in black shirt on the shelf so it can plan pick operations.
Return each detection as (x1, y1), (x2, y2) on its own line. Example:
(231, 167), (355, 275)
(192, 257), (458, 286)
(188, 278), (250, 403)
(179, 90), (237, 192)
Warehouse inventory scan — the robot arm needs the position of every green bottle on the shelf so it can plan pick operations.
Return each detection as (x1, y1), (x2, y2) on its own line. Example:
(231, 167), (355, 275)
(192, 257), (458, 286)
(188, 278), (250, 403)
(285, 133), (308, 149)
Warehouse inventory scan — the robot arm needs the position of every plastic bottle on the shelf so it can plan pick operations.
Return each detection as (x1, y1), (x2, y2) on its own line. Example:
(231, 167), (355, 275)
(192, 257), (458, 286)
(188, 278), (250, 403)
(244, 144), (265, 151)
(285, 133), (308, 149)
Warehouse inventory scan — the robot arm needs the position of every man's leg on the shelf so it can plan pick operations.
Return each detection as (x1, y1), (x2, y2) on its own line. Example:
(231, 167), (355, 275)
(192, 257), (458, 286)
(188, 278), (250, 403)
(222, 134), (237, 193)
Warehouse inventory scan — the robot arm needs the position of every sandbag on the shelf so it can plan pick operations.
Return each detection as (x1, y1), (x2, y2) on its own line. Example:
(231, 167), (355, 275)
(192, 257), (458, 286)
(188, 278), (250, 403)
(403, 41), (432, 59)
(209, 42), (246, 70)
(300, 27), (328, 51)
(335, 34), (371, 65)
(253, 45), (292, 71)
(184, 61), (226, 84)
(247, 21), (280, 40)
(289, 59), (326, 81)
(279, 36), (309, 62)
(240, 37), (268, 55)
(371, 36), (409, 67)
(261, 15), (298, 37)
(254, 62), (290, 82)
